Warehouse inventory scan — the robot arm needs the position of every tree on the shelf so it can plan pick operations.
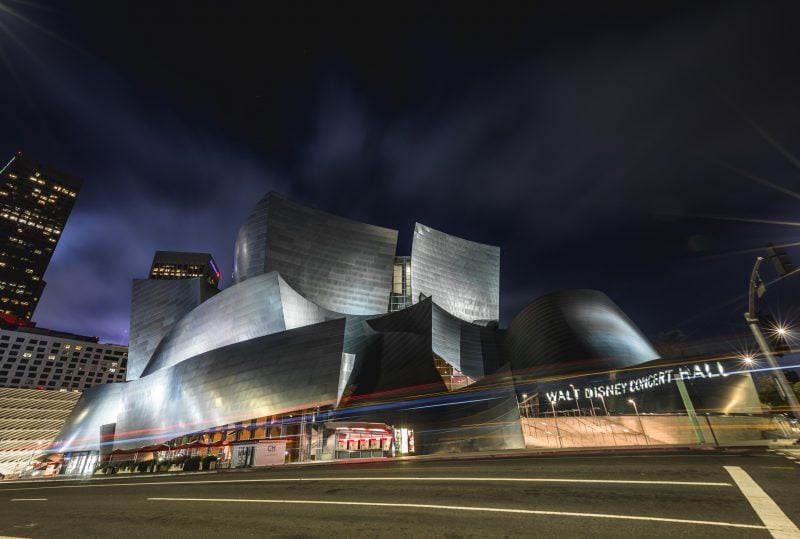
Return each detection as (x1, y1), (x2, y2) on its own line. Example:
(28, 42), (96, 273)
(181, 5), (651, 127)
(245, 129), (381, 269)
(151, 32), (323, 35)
(757, 377), (800, 408)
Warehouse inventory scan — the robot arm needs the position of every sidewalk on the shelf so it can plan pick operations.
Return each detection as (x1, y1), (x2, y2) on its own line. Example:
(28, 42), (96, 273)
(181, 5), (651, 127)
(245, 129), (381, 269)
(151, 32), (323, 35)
(3, 440), (795, 483)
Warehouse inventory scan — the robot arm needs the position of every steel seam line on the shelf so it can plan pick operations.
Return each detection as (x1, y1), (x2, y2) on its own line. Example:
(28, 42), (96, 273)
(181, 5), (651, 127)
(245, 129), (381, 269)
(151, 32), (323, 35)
(0, 476), (732, 492)
(724, 466), (800, 539)
(146, 498), (767, 530)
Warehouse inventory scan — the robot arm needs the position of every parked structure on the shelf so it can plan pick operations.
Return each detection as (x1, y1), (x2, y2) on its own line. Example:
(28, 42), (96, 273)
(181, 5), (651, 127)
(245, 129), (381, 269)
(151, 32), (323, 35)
(0, 387), (81, 476)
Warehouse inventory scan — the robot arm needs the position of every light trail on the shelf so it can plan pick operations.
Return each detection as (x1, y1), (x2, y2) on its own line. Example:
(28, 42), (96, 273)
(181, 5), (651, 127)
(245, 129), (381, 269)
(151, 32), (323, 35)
(145, 497), (765, 530)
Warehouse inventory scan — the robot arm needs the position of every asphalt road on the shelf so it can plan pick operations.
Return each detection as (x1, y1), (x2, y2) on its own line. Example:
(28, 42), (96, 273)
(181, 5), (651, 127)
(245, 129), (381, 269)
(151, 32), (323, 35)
(0, 448), (798, 538)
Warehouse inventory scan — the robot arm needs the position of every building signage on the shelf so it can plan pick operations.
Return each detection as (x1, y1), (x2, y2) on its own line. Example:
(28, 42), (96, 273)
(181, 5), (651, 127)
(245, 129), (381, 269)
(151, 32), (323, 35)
(254, 440), (286, 466)
(545, 362), (729, 403)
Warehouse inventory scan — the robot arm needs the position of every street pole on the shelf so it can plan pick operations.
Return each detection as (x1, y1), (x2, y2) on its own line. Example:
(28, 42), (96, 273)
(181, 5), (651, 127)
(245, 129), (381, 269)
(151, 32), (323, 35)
(598, 395), (609, 416)
(569, 384), (582, 416)
(628, 399), (649, 445)
(597, 396), (617, 446)
(745, 257), (800, 420)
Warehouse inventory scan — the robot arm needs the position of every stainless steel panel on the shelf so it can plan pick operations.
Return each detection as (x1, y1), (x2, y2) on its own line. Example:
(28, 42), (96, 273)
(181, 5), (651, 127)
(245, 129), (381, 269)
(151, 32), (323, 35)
(232, 192), (398, 315)
(507, 289), (659, 380)
(411, 223), (500, 323)
(57, 319), (346, 452)
(127, 278), (204, 381)
(141, 272), (338, 376)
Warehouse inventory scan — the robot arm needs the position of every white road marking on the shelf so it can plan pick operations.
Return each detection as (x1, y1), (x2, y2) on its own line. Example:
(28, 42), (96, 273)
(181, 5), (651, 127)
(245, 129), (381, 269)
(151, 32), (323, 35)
(725, 466), (800, 539)
(0, 476), (732, 492)
(0, 536), (31, 539)
(146, 497), (767, 530)
(9, 498), (46, 501)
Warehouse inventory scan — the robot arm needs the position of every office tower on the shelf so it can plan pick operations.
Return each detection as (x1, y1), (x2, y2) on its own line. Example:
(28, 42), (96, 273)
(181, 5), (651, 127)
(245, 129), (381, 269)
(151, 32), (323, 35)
(0, 152), (81, 322)
(148, 250), (221, 288)
(0, 322), (127, 390)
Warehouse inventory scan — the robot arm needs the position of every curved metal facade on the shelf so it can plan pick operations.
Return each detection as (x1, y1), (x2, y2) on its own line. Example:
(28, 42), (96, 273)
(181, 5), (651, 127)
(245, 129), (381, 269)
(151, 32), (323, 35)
(507, 289), (659, 379)
(56, 192), (680, 460)
(55, 383), (123, 453)
(127, 278), (206, 381)
(58, 319), (346, 452)
(232, 192), (398, 315)
(411, 223), (500, 324)
(232, 193), (269, 284)
(431, 302), (504, 379)
(141, 271), (338, 377)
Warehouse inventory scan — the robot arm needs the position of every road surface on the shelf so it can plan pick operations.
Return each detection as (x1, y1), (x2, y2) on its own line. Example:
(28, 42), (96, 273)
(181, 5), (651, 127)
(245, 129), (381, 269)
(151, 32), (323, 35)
(0, 448), (798, 538)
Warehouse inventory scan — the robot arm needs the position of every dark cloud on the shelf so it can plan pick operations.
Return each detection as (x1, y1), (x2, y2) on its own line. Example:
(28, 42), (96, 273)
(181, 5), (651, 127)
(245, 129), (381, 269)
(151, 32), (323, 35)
(0, 8), (282, 342)
(2, 1), (800, 345)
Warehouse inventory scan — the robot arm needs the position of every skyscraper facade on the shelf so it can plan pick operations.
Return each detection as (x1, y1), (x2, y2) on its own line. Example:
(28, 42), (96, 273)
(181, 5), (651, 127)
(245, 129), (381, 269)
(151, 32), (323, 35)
(148, 250), (221, 288)
(0, 323), (127, 391)
(0, 152), (81, 322)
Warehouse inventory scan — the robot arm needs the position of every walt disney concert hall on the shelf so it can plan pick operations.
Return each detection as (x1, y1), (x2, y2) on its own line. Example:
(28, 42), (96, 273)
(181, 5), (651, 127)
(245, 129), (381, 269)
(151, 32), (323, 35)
(53, 193), (762, 471)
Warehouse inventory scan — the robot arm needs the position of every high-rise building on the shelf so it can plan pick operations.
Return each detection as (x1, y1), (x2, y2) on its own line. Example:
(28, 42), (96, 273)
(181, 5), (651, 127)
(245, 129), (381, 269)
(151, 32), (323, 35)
(0, 152), (81, 322)
(148, 250), (221, 288)
(0, 321), (127, 391)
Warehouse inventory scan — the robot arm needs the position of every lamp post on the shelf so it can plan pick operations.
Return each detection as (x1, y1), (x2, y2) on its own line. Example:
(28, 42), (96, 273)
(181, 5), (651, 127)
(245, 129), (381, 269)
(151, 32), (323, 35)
(569, 384), (582, 416)
(745, 256), (800, 420)
(550, 399), (563, 448)
(628, 399), (649, 445)
(598, 395), (617, 446)
(519, 393), (537, 418)
(598, 395), (609, 416)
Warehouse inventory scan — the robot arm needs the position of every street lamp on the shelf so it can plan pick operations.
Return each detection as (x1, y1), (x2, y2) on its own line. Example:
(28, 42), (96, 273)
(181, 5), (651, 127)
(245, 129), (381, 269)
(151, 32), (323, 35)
(598, 394), (609, 416)
(628, 399), (649, 445)
(745, 256), (800, 420)
(597, 395), (617, 445)
(550, 399), (563, 448)
(569, 384), (582, 416)
(519, 393), (537, 418)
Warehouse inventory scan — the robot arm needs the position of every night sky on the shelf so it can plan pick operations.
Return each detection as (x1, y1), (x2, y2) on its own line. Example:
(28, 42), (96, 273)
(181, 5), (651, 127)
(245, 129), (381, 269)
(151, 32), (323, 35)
(1, 1), (800, 350)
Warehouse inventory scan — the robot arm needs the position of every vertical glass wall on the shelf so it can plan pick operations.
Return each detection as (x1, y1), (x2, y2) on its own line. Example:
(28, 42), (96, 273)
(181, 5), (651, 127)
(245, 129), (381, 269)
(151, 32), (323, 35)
(389, 256), (412, 312)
